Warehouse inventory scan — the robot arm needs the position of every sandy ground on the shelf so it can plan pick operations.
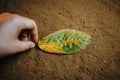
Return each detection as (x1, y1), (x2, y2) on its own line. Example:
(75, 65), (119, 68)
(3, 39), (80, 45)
(0, 0), (120, 80)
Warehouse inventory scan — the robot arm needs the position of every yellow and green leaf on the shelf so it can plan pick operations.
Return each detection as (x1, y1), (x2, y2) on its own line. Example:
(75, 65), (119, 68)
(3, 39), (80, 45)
(38, 29), (91, 54)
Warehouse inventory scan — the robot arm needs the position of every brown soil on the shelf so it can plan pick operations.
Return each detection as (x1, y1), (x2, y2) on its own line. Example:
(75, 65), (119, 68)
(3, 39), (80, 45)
(0, 0), (120, 80)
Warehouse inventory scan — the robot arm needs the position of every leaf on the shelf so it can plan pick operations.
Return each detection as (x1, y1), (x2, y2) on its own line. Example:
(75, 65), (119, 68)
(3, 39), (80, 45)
(38, 29), (91, 54)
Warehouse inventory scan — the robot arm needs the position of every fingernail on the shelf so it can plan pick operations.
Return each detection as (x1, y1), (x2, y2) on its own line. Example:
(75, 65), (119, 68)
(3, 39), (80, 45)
(30, 43), (35, 48)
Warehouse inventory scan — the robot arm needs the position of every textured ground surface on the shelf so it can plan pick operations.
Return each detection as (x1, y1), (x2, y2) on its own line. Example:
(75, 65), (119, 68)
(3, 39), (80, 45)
(0, 0), (120, 80)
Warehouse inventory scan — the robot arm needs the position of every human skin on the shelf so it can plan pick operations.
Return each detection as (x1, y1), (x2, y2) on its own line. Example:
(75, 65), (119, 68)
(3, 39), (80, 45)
(0, 13), (38, 57)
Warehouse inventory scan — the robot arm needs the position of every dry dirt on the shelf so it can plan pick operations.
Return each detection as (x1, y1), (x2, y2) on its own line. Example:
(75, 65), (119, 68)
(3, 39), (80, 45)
(0, 0), (120, 80)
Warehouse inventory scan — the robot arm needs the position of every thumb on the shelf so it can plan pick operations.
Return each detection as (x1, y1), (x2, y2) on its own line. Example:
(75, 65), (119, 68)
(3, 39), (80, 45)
(14, 41), (35, 53)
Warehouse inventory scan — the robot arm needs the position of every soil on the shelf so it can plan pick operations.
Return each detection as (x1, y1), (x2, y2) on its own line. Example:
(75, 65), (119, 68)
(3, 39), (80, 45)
(0, 0), (120, 80)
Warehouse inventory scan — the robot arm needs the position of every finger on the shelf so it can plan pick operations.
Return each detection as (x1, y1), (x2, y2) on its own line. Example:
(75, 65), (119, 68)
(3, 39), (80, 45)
(19, 30), (29, 41)
(21, 32), (29, 41)
(30, 23), (38, 43)
(14, 40), (35, 53)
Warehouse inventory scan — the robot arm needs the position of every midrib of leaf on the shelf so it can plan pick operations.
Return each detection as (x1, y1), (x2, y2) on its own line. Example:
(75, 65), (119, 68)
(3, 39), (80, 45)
(39, 39), (84, 45)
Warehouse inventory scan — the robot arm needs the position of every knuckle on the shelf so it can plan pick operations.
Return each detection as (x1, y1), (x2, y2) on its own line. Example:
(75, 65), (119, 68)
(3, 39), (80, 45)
(11, 15), (20, 21)
(31, 19), (36, 26)
(31, 33), (37, 36)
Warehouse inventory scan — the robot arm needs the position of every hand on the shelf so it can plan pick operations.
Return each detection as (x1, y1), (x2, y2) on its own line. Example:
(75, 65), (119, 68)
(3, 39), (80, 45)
(0, 13), (38, 57)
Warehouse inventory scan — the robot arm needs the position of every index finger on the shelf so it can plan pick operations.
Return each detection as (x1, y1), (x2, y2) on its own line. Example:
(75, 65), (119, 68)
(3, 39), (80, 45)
(12, 15), (38, 43)
(30, 22), (38, 43)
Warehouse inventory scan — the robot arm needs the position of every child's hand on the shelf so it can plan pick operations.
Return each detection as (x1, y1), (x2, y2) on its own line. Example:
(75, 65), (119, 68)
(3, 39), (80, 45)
(0, 13), (38, 57)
